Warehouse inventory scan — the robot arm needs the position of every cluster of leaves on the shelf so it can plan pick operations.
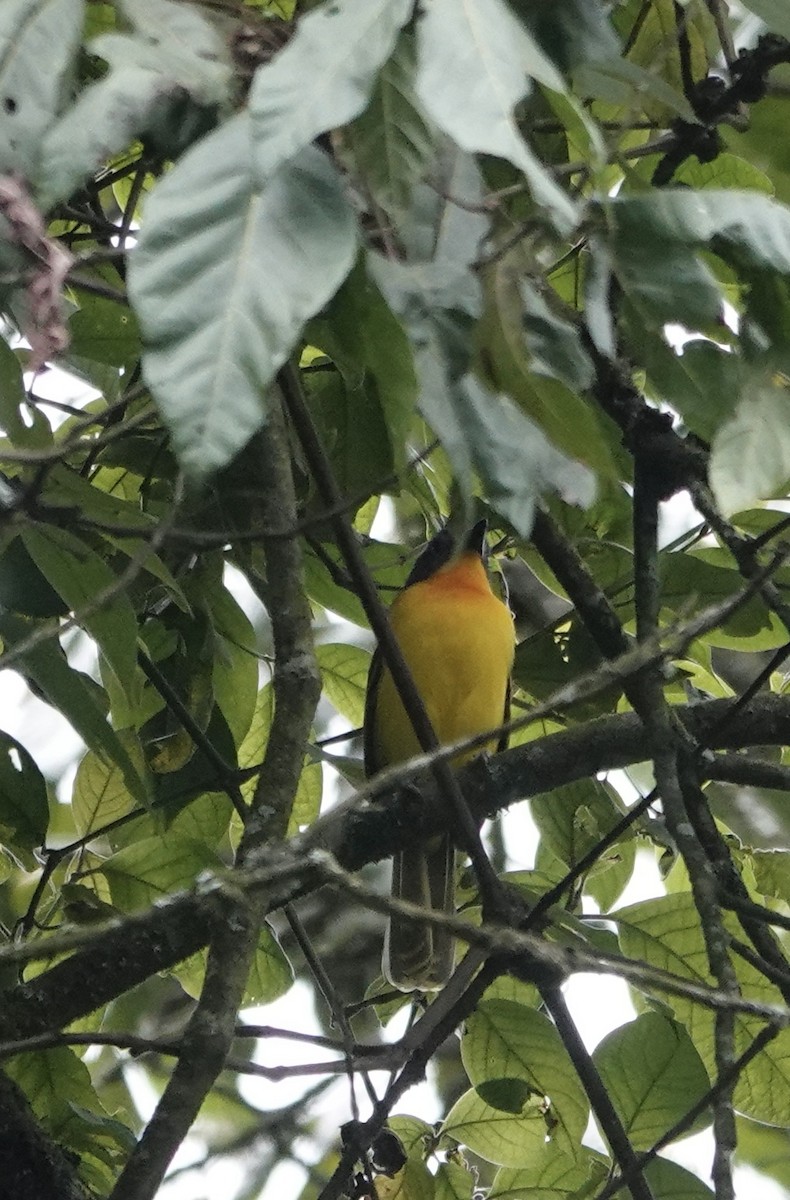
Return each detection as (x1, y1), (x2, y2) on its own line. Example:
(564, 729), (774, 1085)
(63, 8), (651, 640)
(5, 1), (790, 1199)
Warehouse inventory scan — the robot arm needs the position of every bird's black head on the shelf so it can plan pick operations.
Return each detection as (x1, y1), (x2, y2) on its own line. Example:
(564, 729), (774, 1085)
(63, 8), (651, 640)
(405, 519), (488, 586)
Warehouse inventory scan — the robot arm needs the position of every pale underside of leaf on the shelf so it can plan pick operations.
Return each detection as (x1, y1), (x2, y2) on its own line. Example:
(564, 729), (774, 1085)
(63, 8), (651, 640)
(0, 0), (85, 178)
(415, 0), (576, 231)
(250, 0), (413, 183)
(128, 113), (357, 480)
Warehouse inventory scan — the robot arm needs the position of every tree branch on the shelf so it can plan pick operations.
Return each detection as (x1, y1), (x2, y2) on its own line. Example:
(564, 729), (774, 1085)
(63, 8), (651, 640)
(109, 400), (320, 1200)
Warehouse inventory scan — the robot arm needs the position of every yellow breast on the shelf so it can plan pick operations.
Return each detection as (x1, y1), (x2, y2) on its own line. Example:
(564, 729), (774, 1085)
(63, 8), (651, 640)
(373, 555), (515, 767)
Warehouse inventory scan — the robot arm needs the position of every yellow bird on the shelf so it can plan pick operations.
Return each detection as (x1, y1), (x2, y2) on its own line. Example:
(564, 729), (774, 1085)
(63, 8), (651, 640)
(364, 520), (516, 991)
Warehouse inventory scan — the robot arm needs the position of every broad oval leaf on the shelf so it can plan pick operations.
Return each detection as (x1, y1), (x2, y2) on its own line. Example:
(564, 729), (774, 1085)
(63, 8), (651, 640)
(238, 683), (275, 804)
(609, 188), (790, 330)
(72, 741), (139, 839)
(129, 113), (357, 480)
(461, 999), (589, 1161)
(101, 834), (220, 910)
(243, 923), (294, 1005)
(0, 730), (49, 854)
(442, 1086), (568, 1169)
(434, 1159), (476, 1200)
(710, 386), (790, 516)
(489, 1151), (607, 1200)
(316, 642), (371, 728)
(0, 611), (150, 806)
(415, 0), (576, 230)
(249, 0), (413, 183)
(444, 375), (595, 537)
(615, 891), (790, 1127)
(39, 0), (232, 211)
(740, 0), (790, 39)
(592, 1013), (711, 1150)
(346, 31), (433, 225)
(610, 189), (790, 271)
(0, 0), (85, 178)
(21, 524), (139, 709)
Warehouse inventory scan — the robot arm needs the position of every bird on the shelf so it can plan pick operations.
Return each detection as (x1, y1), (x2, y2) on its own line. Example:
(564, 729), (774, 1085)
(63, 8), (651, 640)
(363, 519), (516, 991)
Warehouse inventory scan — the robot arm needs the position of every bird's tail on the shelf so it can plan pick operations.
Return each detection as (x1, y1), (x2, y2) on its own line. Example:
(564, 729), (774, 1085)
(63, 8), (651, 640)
(383, 834), (455, 991)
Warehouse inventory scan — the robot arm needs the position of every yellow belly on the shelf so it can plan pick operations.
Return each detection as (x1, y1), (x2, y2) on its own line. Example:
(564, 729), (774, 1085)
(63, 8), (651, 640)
(374, 578), (515, 766)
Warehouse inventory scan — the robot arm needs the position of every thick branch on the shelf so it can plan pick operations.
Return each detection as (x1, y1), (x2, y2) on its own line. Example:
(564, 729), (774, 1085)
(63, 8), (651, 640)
(3, 695), (790, 1040)
(109, 402), (320, 1200)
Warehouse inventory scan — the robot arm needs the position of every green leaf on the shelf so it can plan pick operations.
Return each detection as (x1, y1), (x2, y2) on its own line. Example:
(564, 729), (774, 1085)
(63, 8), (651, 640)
(249, 0), (413, 182)
(72, 739), (139, 838)
(673, 152), (774, 195)
(288, 756), (323, 834)
(415, 0), (576, 230)
(592, 1013), (710, 1150)
(376, 1159), (435, 1200)
(346, 30), (433, 223)
(39, 0), (229, 205)
(609, 212), (720, 332)
(7, 1044), (104, 1134)
(0, 337), (35, 444)
(0, 730), (49, 853)
(661, 548), (781, 651)
(585, 835), (636, 913)
(129, 114), (357, 480)
(236, 682), (319, 831)
(304, 367), (396, 498)
(165, 790), (233, 849)
(441, 375), (595, 537)
(106, 0), (230, 103)
(433, 1160), (475, 1200)
(67, 280), (140, 369)
(40, 69), (164, 209)
(740, 0), (790, 38)
(643, 1157), (714, 1198)
(0, 612), (150, 805)
(244, 923), (294, 1004)
(514, 0), (622, 76)
(5, 1042), (134, 1191)
(735, 1115), (790, 1194)
(460, 999), (589, 1161)
(238, 683), (274, 803)
(434, 1160), (475, 1200)
(41, 463), (153, 533)
(615, 891), (790, 1127)
(304, 537), (407, 628)
(442, 1086), (572, 1169)
(481, 261), (617, 479)
(101, 834), (220, 910)
(709, 386), (790, 516)
(308, 256), (419, 476)
(725, 95), (790, 208)
(531, 779), (626, 868)
(519, 281), (594, 393)
(370, 152), (491, 502)
(316, 642), (371, 728)
(610, 189), (790, 330)
(0, 0), (85, 178)
(604, 0), (707, 121)
(388, 1115), (434, 1158)
(639, 335), (742, 443)
(21, 524), (140, 709)
(489, 1151), (608, 1199)
(750, 850), (790, 904)
(205, 582), (259, 748)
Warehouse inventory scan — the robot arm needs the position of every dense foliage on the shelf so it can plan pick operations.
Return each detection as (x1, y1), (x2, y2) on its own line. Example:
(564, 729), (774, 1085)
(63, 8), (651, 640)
(4, 1), (790, 1198)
